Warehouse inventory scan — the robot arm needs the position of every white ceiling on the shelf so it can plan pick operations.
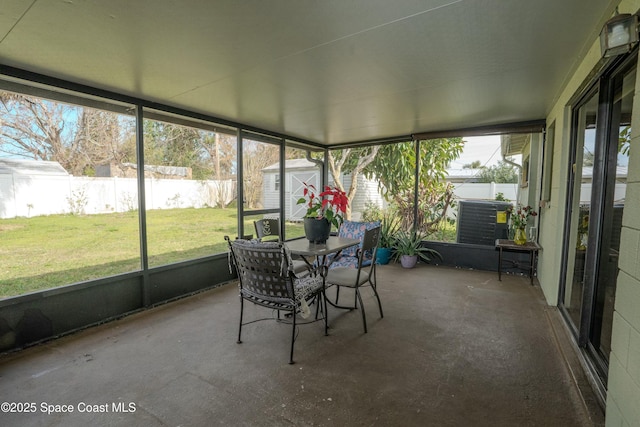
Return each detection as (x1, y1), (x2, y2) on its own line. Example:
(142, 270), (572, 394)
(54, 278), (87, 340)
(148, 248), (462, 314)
(0, 0), (616, 146)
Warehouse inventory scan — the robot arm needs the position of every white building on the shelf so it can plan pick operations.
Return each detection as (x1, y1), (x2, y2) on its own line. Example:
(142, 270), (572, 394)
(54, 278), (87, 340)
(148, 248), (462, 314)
(262, 158), (385, 221)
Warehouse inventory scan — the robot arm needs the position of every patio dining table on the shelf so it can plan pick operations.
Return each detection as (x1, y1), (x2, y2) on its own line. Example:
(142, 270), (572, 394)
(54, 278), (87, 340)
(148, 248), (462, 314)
(286, 236), (361, 314)
(285, 236), (360, 264)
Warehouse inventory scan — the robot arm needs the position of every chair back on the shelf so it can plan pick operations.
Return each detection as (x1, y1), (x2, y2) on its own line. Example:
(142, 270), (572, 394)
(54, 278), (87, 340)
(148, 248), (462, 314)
(254, 218), (280, 241)
(337, 220), (381, 261)
(358, 226), (381, 268)
(229, 239), (295, 306)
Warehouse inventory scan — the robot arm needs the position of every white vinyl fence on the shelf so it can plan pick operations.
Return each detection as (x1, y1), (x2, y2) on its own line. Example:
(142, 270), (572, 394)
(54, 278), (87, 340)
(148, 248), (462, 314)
(2, 173), (622, 220)
(0, 174), (235, 219)
(450, 182), (518, 202)
(451, 181), (626, 205)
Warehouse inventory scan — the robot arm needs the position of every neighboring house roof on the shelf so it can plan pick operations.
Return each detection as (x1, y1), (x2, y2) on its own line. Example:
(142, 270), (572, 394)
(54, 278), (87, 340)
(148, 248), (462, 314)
(262, 158), (319, 172)
(581, 166), (627, 179)
(121, 162), (191, 177)
(0, 158), (69, 176)
(445, 168), (484, 182)
(501, 134), (531, 156)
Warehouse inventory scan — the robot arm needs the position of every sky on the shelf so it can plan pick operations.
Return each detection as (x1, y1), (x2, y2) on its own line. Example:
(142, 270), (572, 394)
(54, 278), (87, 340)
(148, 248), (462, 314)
(449, 135), (503, 169)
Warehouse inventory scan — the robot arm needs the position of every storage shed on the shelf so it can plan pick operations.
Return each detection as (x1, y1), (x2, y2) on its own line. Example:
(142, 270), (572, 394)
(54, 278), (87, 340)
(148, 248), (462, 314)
(262, 158), (384, 221)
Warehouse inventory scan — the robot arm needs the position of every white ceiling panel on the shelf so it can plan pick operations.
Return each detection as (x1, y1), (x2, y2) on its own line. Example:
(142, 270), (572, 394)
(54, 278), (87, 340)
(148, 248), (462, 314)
(0, 0), (617, 145)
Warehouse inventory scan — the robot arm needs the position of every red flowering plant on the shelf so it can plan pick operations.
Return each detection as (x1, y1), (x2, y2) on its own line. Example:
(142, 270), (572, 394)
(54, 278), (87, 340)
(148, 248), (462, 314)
(296, 182), (349, 229)
(507, 204), (538, 229)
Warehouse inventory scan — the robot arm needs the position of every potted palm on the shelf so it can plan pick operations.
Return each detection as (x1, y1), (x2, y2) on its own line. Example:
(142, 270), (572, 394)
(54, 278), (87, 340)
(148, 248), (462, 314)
(376, 213), (400, 265)
(392, 230), (442, 268)
(297, 182), (348, 243)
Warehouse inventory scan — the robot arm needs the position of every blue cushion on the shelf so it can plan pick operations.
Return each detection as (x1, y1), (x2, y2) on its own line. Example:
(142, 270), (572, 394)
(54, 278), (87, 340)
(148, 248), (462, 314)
(338, 220), (381, 257)
(330, 256), (372, 269)
(330, 220), (380, 269)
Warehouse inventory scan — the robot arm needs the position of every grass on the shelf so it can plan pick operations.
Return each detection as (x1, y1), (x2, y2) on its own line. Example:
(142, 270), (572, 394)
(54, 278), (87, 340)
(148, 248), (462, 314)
(0, 210), (455, 298)
(425, 220), (457, 243)
(0, 208), (303, 298)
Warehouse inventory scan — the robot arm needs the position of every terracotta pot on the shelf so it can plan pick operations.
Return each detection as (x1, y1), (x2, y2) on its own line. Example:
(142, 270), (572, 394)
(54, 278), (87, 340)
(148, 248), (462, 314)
(304, 217), (331, 243)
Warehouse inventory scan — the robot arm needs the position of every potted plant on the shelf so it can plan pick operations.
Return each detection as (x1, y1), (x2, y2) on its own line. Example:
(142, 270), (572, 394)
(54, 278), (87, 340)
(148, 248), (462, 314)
(297, 182), (348, 243)
(376, 213), (400, 265)
(392, 230), (442, 268)
(506, 204), (538, 245)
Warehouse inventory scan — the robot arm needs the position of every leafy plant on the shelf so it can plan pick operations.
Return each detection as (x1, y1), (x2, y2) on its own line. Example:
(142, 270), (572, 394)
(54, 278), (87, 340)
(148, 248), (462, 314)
(364, 138), (464, 233)
(362, 200), (382, 222)
(326, 146), (380, 220)
(476, 159), (519, 183)
(495, 192), (509, 202)
(379, 213), (401, 248)
(619, 125), (631, 156)
(392, 230), (442, 263)
(506, 204), (537, 229)
(119, 192), (137, 212)
(66, 186), (89, 215)
(167, 193), (182, 208)
(296, 182), (349, 229)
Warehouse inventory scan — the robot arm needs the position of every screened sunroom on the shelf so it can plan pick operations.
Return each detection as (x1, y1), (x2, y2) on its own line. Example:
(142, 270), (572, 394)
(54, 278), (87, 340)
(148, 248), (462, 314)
(1, 1), (639, 425)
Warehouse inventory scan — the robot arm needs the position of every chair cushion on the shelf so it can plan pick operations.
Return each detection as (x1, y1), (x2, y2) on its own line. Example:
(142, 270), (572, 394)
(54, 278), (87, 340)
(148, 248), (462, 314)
(232, 239), (304, 276)
(233, 238), (280, 249)
(334, 220), (380, 267)
(329, 256), (359, 269)
(293, 273), (324, 319)
(326, 267), (370, 287)
(293, 274), (324, 296)
(329, 256), (373, 269)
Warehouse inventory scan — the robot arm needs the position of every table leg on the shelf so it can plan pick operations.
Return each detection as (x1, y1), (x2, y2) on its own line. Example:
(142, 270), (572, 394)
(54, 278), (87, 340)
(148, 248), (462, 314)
(498, 247), (502, 281)
(318, 254), (330, 335)
(323, 286), (329, 335)
(529, 250), (535, 286)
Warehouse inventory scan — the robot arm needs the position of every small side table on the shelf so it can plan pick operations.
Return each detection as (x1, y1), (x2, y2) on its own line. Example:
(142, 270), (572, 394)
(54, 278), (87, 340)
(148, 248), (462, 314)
(495, 239), (542, 285)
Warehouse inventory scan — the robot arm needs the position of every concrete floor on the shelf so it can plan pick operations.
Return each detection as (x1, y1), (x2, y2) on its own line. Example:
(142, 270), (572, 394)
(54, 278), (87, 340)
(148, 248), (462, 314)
(0, 264), (605, 426)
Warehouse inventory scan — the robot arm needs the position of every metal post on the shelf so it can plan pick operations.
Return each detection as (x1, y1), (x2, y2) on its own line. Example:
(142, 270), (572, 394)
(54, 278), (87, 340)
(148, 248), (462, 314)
(279, 139), (286, 238)
(135, 105), (150, 306)
(413, 139), (420, 233)
(237, 128), (244, 238)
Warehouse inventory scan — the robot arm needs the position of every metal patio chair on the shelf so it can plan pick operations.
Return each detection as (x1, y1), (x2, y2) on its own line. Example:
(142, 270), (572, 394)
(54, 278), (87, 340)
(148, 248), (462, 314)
(254, 218), (310, 275)
(325, 225), (383, 333)
(225, 237), (327, 364)
(253, 218), (280, 241)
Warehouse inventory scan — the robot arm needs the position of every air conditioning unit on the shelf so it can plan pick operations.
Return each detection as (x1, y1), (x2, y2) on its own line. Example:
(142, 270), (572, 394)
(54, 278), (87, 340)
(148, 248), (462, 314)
(456, 200), (512, 246)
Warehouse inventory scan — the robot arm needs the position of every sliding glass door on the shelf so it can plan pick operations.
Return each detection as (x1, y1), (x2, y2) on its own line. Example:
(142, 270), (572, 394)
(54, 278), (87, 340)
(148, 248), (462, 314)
(589, 64), (634, 366)
(562, 87), (598, 332)
(560, 54), (636, 386)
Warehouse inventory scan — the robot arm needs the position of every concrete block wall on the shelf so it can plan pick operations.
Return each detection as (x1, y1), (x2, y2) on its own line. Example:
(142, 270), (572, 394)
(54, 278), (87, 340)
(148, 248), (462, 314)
(536, 1), (640, 424)
(605, 47), (640, 426)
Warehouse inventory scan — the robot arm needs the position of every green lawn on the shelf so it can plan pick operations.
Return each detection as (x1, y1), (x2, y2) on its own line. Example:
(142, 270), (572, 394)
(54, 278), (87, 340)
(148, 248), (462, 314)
(0, 208), (303, 298)
(0, 209), (452, 299)
(426, 219), (457, 243)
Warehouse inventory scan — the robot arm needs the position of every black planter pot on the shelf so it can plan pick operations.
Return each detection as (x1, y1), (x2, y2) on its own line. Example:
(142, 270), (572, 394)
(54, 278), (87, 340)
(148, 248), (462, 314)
(303, 217), (331, 243)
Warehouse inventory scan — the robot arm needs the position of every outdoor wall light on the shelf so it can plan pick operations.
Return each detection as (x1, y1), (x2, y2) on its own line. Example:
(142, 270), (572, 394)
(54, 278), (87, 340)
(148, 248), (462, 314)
(600, 10), (639, 58)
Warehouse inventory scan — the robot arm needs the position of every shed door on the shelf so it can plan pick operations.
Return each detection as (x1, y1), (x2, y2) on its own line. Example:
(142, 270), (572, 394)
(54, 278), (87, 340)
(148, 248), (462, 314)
(289, 171), (319, 220)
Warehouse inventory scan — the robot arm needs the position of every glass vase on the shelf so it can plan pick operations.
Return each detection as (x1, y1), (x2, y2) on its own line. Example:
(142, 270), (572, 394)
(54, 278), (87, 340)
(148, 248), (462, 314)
(514, 227), (527, 245)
